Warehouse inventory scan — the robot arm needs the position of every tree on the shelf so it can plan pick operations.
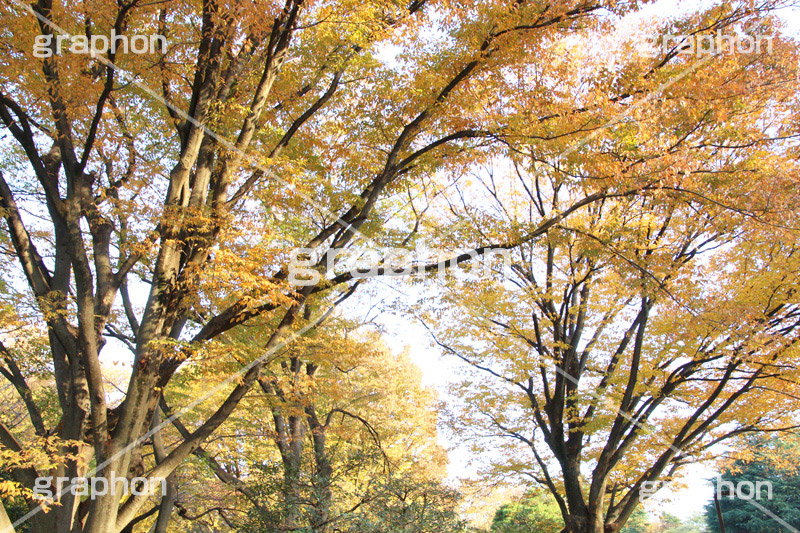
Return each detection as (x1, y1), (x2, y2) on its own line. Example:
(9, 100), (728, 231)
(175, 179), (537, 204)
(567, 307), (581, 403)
(704, 434), (800, 533)
(491, 490), (563, 533)
(420, 4), (800, 530)
(117, 314), (457, 532)
(0, 0), (651, 529)
(681, 514), (709, 533)
(336, 475), (474, 533)
(429, 181), (800, 532)
(230, 327), (453, 532)
(619, 507), (648, 533)
(2, 0), (799, 532)
(618, 509), (709, 533)
(649, 513), (706, 533)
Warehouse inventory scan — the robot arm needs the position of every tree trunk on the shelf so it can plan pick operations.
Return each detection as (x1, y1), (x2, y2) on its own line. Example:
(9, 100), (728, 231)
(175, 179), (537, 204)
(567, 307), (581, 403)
(307, 406), (332, 532)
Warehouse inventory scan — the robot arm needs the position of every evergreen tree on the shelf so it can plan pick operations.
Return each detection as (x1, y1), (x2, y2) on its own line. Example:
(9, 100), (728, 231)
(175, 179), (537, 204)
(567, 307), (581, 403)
(705, 436), (800, 532)
(491, 491), (563, 533)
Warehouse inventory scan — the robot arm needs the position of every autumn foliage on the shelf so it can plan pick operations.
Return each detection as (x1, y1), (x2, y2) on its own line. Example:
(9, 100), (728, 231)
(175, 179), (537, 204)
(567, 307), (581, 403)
(0, 0), (799, 532)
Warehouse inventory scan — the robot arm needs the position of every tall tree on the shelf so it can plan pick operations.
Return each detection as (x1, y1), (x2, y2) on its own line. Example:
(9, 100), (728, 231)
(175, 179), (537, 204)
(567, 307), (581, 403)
(1, 0), (798, 532)
(421, 9), (800, 526)
(430, 183), (800, 532)
(428, 170), (800, 533)
(185, 321), (452, 532)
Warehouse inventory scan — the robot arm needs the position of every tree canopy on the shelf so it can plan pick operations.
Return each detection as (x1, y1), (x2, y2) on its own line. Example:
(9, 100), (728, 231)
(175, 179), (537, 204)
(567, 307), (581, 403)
(1, 0), (799, 532)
